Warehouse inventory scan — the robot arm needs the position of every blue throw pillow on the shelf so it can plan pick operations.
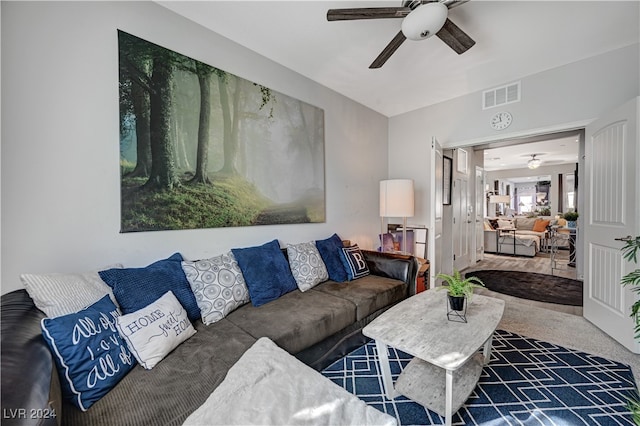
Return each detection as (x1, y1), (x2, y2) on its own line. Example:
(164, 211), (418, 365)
(41, 295), (135, 411)
(231, 239), (298, 307)
(339, 245), (370, 281)
(316, 234), (348, 282)
(99, 253), (200, 321)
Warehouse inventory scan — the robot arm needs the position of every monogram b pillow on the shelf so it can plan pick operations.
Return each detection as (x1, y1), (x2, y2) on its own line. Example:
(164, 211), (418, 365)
(339, 245), (370, 281)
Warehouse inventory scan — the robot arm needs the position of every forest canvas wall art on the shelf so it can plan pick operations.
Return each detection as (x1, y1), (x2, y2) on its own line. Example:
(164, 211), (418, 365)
(118, 30), (325, 232)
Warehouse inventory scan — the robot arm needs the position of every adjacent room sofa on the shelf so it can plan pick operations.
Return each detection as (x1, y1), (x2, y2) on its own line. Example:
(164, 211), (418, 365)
(483, 216), (550, 257)
(1, 247), (418, 426)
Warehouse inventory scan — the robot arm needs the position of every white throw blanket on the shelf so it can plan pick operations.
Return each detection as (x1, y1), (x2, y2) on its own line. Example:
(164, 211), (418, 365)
(183, 337), (397, 426)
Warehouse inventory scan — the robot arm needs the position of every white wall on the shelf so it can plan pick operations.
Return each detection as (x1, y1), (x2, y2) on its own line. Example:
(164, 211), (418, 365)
(0, 2), (389, 294)
(389, 43), (640, 273)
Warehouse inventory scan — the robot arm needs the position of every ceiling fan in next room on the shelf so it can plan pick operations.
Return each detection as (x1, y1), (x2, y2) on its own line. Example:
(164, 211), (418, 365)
(327, 0), (475, 68)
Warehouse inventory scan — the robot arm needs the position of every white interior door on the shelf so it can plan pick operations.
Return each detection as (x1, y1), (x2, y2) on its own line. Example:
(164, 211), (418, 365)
(475, 167), (485, 262)
(453, 178), (470, 271)
(432, 138), (443, 286)
(584, 97), (639, 354)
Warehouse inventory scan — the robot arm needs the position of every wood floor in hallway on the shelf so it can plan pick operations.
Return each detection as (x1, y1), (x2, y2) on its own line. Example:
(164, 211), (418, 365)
(470, 250), (577, 280)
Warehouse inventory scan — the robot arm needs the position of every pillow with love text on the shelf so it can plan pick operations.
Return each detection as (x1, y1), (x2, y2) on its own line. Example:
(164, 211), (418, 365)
(41, 295), (135, 411)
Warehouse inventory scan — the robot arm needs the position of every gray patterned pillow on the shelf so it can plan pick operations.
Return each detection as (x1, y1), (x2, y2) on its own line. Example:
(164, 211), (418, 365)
(181, 252), (250, 325)
(286, 241), (329, 292)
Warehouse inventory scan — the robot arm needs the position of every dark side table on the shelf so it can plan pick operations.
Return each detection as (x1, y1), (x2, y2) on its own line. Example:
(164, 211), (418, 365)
(416, 258), (430, 293)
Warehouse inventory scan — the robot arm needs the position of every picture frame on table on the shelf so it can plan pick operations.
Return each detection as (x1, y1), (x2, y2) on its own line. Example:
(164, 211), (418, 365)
(443, 156), (452, 205)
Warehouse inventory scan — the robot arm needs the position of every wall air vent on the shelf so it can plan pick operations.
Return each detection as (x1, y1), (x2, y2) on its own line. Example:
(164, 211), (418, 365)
(482, 81), (521, 110)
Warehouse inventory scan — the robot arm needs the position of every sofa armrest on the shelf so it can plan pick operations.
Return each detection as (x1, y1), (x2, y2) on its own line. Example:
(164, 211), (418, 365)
(1, 290), (61, 426)
(484, 230), (497, 252)
(362, 250), (419, 296)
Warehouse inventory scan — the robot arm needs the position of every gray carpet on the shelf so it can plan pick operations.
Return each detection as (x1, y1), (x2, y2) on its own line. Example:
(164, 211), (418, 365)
(484, 291), (640, 387)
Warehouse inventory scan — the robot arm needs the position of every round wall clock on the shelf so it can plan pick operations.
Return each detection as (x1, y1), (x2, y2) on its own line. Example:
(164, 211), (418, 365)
(490, 111), (512, 130)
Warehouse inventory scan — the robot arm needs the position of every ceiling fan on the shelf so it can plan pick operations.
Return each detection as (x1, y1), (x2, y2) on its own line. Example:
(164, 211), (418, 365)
(327, 0), (475, 69)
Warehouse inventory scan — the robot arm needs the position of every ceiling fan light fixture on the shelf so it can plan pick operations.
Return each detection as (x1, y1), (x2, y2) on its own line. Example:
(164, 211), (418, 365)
(401, 2), (448, 41)
(528, 155), (541, 169)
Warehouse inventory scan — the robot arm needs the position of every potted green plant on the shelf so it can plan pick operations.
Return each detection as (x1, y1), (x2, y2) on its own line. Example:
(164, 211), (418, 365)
(436, 270), (485, 312)
(621, 236), (640, 338)
(563, 211), (579, 228)
(619, 236), (640, 424)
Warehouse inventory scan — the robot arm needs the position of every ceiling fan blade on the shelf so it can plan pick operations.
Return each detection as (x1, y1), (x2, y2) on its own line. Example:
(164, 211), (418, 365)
(440, 0), (471, 11)
(370, 31), (407, 69)
(327, 7), (410, 21)
(436, 18), (476, 54)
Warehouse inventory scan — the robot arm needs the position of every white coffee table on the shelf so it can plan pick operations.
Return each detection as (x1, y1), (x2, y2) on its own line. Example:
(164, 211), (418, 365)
(362, 288), (505, 426)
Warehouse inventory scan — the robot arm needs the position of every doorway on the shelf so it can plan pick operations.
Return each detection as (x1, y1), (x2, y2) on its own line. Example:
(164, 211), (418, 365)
(461, 129), (583, 281)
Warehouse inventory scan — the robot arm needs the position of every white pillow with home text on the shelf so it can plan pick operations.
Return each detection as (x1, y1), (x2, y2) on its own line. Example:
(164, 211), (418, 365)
(116, 291), (196, 370)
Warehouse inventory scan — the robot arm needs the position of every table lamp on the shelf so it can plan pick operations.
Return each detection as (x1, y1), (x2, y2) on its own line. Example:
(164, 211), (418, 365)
(380, 179), (415, 254)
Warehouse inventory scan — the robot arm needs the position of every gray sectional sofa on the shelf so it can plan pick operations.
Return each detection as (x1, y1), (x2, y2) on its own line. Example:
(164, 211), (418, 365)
(1, 250), (418, 426)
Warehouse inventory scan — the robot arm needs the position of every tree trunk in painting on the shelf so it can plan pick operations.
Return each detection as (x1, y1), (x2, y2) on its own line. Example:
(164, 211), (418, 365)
(218, 73), (238, 176)
(129, 74), (151, 178)
(191, 65), (212, 184)
(145, 58), (178, 191)
(231, 75), (241, 166)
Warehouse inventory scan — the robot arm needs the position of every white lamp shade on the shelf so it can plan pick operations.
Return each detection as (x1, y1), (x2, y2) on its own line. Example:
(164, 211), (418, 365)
(401, 3), (448, 41)
(380, 179), (414, 217)
(489, 195), (511, 204)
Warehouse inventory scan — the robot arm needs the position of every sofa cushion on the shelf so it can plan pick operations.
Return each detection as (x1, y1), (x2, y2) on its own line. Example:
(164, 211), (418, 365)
(116, 291), (196, 370)
(61, 318), (257, 425)
(225, 289), (356, 354)
(181, 252), (250, 325)
(339, 245), (370, 281)
(316, 234), (348, 282)
(99, 253), (201, 321)
(286, 241), (329, 292)
(231, 240), (298, 307)
(312, 275), (407, 321)
(40, 295), (135, 411)
(515, 217), (537, 231)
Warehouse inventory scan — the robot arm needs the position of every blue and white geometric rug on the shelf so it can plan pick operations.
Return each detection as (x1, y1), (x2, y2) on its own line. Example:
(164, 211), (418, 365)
(322, 330), (638, 425)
